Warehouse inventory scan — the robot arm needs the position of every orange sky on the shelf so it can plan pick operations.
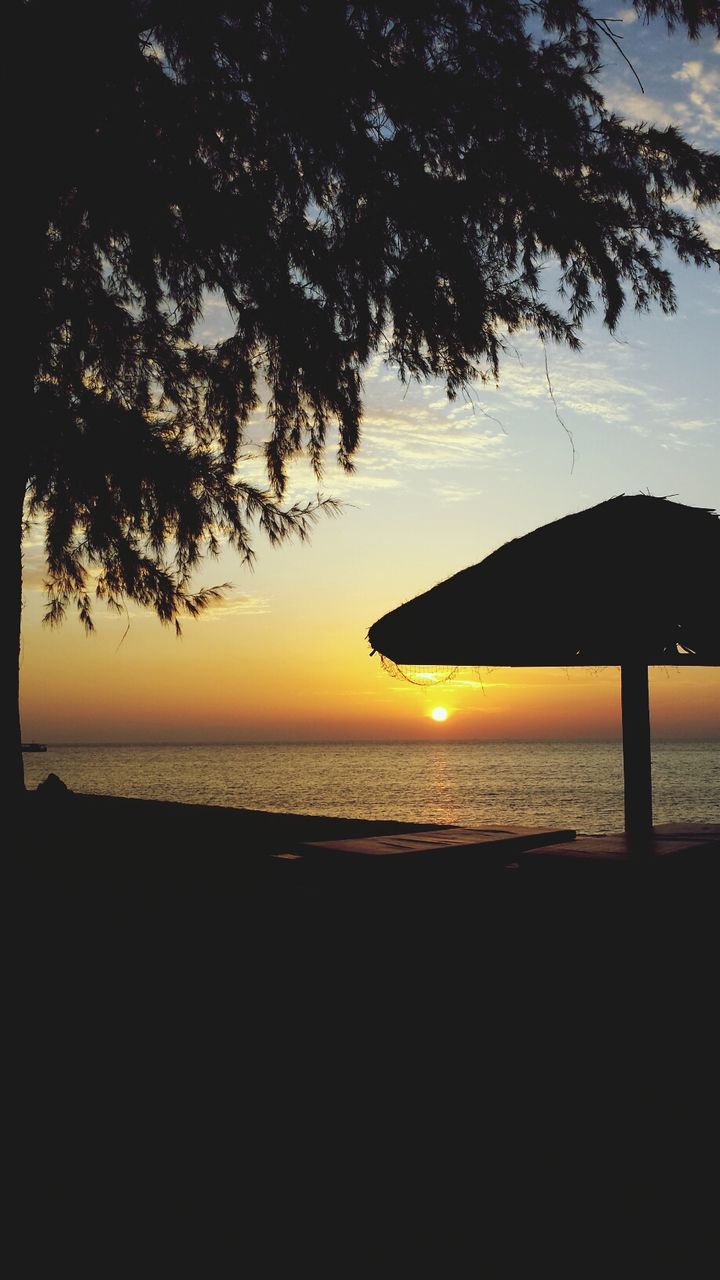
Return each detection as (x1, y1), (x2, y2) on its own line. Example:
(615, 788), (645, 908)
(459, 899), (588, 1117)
(20, 508), (720, 742)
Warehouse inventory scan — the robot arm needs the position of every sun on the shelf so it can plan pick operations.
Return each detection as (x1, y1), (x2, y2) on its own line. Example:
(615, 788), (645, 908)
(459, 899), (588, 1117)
(431, 706), (449, 722)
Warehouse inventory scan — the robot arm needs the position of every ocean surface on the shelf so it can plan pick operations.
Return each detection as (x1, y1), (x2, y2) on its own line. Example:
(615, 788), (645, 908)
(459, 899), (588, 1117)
(23, 740), (719, 833)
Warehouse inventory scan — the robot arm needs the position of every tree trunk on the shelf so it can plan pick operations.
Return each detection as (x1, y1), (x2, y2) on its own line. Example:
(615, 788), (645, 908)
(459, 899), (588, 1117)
(6, 468), (26, 804)
(7, 122), (49, 806)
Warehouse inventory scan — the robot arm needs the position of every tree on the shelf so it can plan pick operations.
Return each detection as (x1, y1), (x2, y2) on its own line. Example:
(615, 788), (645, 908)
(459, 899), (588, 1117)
(10, 0), (720, 797)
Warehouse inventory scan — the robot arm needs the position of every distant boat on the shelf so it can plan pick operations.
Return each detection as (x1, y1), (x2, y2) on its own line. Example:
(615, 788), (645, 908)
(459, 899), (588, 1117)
(21, 742), (48, 753)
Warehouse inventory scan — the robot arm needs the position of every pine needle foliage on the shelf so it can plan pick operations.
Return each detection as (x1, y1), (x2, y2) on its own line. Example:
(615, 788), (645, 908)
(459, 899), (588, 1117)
(18, 0), (720, 628)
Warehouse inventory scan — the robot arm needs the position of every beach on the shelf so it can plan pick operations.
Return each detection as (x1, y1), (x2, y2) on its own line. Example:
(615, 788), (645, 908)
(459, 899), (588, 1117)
(18, 783), (720, 1064)
(14, 786), (720, 1270)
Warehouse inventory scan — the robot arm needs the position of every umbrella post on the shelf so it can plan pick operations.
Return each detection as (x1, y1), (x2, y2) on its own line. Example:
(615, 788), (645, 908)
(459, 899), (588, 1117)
(620, 662), (653, 851)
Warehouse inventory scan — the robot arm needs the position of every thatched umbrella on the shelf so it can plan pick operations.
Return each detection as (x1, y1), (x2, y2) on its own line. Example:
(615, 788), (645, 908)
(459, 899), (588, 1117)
(368, 495), (720, 847)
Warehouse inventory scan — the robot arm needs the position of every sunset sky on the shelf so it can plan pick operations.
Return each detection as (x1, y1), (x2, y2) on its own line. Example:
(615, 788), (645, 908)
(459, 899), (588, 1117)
(20, 10), (719, 744)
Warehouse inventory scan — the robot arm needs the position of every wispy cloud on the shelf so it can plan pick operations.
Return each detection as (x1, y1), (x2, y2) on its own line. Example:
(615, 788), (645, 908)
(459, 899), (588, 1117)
(436, 484), (480, 504)
(605, 58), (720, 142)
(674, 418), (717, 432)
(671, 59), (720, 137)
(198, 593), (271, 618)
(603, 82), (680, 128)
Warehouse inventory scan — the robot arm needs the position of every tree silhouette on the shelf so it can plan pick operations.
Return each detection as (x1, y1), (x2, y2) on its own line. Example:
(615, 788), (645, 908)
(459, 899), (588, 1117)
(11, 1), (720, 794)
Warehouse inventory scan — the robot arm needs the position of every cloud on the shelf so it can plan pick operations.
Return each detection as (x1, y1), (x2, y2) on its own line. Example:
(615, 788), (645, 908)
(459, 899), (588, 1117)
(603, 85), (681, 130)
(445, 677), (512, 689)
(229, 371), (513, 493)
(660, 428), (718, 451)
(605, 56), (720, 143)
(673, 418), (717, 432)
(108, 590), (272, 623)
(21, 533), (272, 621)
(436, 484), (480, 504)
(360, 419), (509, 471)
(198, 593), (271, 618)
(157, 274), (717, 514)
(671, 59), (720, 137)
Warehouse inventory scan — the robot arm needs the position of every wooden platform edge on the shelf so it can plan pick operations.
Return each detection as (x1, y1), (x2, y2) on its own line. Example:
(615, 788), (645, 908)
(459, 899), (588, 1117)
(296, 825), (577, 862)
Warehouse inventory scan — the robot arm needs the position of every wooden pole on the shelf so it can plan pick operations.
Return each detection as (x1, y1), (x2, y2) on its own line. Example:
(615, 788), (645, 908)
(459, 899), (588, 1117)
(620, 662), (653, 849)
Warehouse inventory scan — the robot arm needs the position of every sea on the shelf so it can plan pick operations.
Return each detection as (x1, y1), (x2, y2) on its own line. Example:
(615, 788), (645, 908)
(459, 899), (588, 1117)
(22, 740), (719, 834)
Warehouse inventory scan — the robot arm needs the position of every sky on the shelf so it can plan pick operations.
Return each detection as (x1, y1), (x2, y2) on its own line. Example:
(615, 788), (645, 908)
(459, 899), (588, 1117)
(20, 9), (720, 744)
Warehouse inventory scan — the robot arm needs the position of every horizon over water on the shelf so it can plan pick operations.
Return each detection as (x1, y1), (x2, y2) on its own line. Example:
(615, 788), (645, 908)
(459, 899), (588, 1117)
(23, 739), (719, 834)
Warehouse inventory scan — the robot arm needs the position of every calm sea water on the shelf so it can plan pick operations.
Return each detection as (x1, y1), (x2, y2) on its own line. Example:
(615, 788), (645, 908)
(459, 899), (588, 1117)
(23, 741), (719, 834)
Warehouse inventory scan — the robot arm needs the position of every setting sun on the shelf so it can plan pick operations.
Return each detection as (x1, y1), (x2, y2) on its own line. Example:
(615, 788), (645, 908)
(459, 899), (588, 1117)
(431, 707), (449, 722)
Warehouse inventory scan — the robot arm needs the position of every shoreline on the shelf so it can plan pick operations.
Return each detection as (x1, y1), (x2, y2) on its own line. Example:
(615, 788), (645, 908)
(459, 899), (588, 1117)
(21, 785), (719, 883)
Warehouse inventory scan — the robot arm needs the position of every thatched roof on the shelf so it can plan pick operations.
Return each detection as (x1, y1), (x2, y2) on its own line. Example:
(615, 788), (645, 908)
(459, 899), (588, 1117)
(368, 495), (720, 668)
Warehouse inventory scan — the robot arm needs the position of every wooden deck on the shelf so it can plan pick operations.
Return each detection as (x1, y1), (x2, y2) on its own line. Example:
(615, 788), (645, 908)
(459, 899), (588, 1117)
(285, 822), (720, 872)
(516, 823), (720, 867)
(296, 824), (576, 867)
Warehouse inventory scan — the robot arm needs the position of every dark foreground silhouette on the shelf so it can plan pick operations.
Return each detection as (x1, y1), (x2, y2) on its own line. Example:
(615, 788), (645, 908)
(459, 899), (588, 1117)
(11, 788), (720, 1271)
